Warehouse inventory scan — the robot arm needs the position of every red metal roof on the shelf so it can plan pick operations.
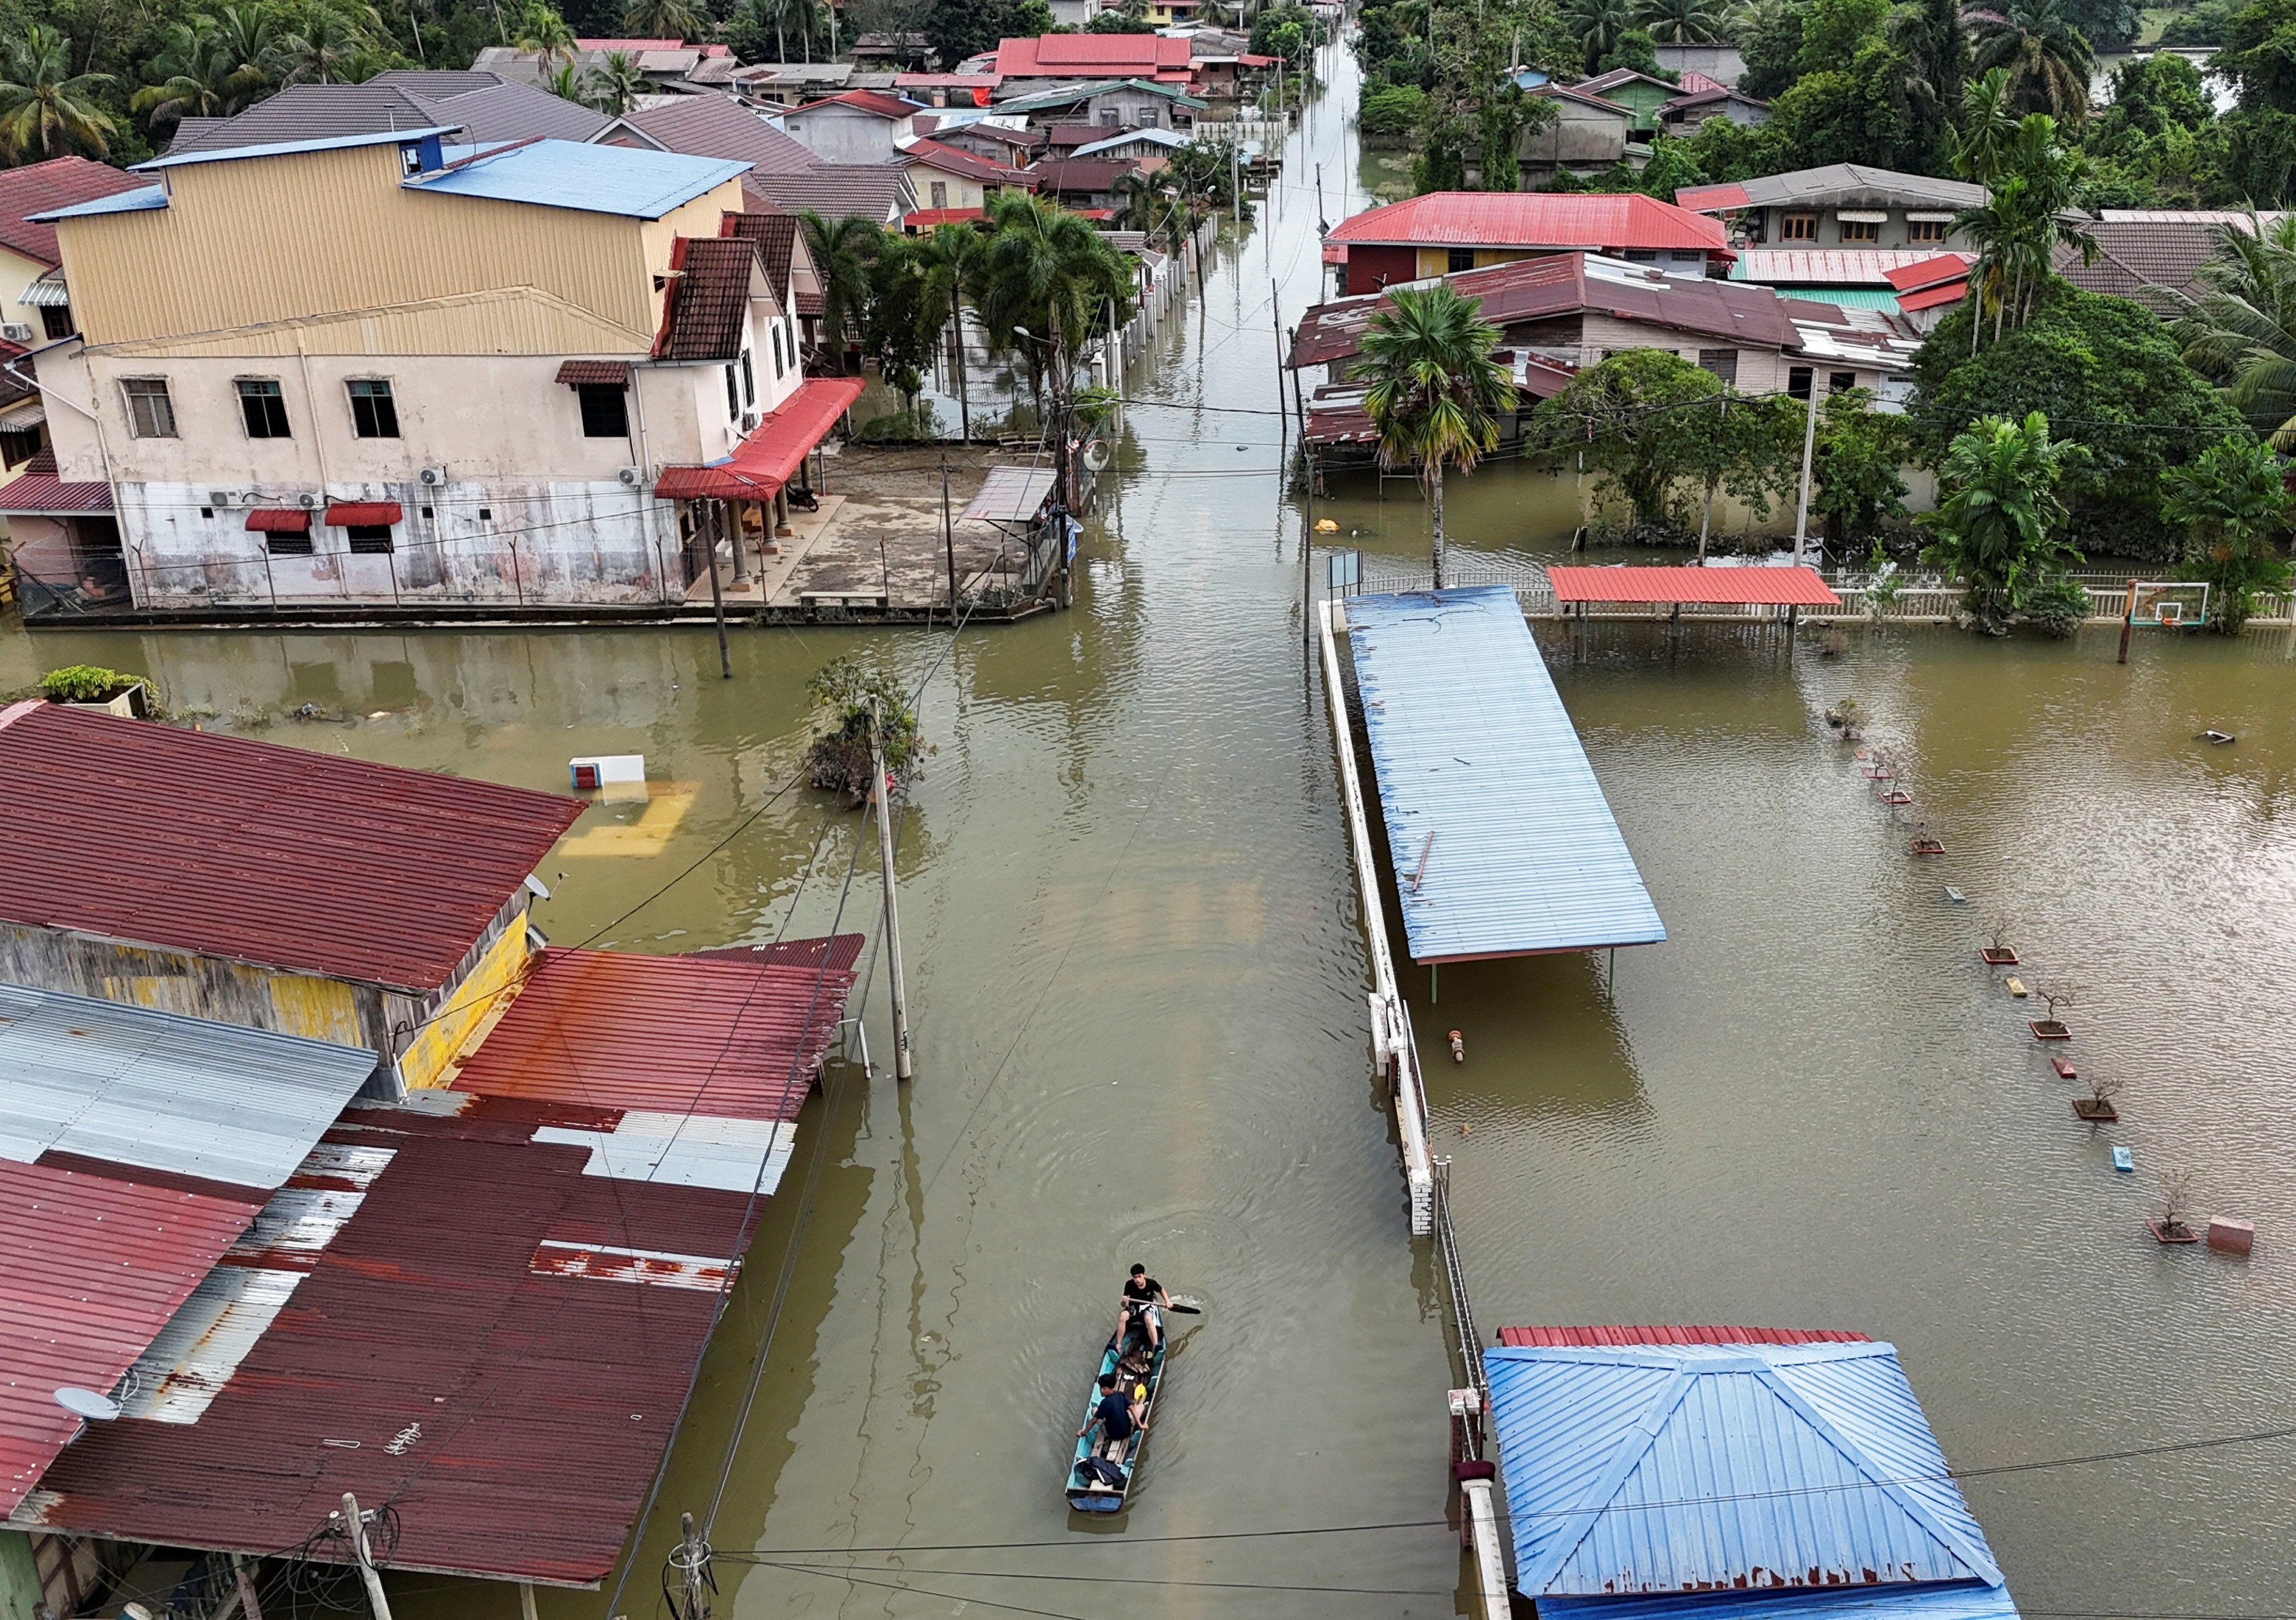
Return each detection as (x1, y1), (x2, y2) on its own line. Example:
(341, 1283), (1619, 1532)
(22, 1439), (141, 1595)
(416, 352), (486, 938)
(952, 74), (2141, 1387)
(904, 206), (988, 231)
(0, 702), (584, 992)
(1498, 1325), (1873, 1347)
(0, 156), (146, 269)
(901, 136), (1026, 186)
(22, 1100), (768, 1585)
(1675, 180), (1753, 212)
(0, 1160), (256, 1515)
(450, 946), (857, 1119)
(1881, 252), (1975, 292)
(244, 507), (309, 533)
(685, 932), (866, 973)
(655, 376), (866, 499)
(1329, 192), (1724, 253)
(0, 468), (114, 515)
(995, 34), (1193, 76)
(1896, 280), (1969, 313)
(1547, 565), (1842, 607)
(555, 359), (632, 385)
(793, 88), (920, 119)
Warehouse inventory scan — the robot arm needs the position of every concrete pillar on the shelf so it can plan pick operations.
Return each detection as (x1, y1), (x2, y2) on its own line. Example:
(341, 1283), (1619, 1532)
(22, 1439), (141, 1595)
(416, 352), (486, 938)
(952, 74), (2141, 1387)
(1, 1529), (46, 1620)
(727, 498), (752, 584)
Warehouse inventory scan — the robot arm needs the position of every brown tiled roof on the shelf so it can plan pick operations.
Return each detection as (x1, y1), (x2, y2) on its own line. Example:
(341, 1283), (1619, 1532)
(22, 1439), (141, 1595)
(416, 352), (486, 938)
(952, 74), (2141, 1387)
(1028, 158), (1134, 193)
(743, 165), (911, 223)
(900, 136), (1026, 186)
(166, 79), (609, 155)
(556, 359), (631, 384)
(654, 236), (758, 362)
(617, 96), (818, 175)
(722, 211), (822, 315)
(0, 157), (145, 268)
(2054, 220), (2220, 312)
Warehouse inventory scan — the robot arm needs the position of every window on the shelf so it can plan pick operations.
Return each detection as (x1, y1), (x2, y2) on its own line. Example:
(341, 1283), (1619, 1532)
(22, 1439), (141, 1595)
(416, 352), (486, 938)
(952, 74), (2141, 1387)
(772, 326), (786, 379)
(1908, 218), (1950, 244)
(930, 179), (949, 209)
(1696, 348), (1739, 385)
(1141, 106), (1158, 127)
(237, 379), (290, 438)
(347, 379), (399, 438)
(1623, 248), (1658, 263)
(39, 304), (71, 341)
(578, 382), (629, 437)
(345, 524), (393, 554)
(1839, 218), (1880, 244)
(266, 530), (314, 557)
(0, 426), (40, 467)
(724, 363), (739, 416)
(1100, 108), (1121, 125)
(1787, 366), (1814, 401)
(122, 377), (177, 438)
(1447, 247), (1475, 273)
(740, 350), (755, 407)
(1828, 370), (1856, 394)
(1780, 213), (1818, 241)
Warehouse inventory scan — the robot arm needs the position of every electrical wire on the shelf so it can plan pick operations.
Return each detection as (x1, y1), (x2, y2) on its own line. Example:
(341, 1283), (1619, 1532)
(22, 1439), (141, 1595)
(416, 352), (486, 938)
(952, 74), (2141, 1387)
(756, 1557), (1456, 1597)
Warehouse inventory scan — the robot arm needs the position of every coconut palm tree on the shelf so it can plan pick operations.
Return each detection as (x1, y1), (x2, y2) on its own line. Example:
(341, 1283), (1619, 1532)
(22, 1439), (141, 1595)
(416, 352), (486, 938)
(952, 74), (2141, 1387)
(1963, 0), (2094, 122)
(516, 4), (578, 63)
(911, 222), (982, 441)
(1951, 64), (2020, 182)
(973, 194), (1135, 474)
(279, 3), (371, 83)
(584, 50), (648, 113)
(543, 60), (593, 104)
(1635, 0), (1728, 45)
(622, 0), (704, 40)
(800, 210), (885, 374)
(209, 4), (284, 93)
(1566, 0), (1637, 72)
(1351, 283), (1518, 589)
(2166, 212), (2296, 447)
(1917, 410), (2082, 629)
(133, 22), (252, 129)
(0, 24), (119, 159)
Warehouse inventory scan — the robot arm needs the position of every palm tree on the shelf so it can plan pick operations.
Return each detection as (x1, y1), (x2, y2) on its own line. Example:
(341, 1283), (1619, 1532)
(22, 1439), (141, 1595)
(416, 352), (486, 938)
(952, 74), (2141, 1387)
(515, 5), (578, 63)
(1917, 410), (2082, 629)
(973, 194), (1136, 478)
(1951, 65), (2020, 182)
(2167, 212), (2296, 448)
(208, 4), (284, 94)
(543, 60), (593, 105)
(279, 3), (370, 84)
(1635, 0), (1727, 45)
(1951, 110), (2093, 346)
(1351, 283), (1517, 589)
(1567, 0), (1636, 71)
(584, 50), (647, 113)
(911, 222), (982, 441)
(1883, 0), (1969, 166)
(0, 24), (119, 159)
(2160, 434), (2293, 630)
(800, 210), (884, 374)
(622, 0), (704, 40)
(133, 22), (249, 129)
(1963, 0), (2094, 122)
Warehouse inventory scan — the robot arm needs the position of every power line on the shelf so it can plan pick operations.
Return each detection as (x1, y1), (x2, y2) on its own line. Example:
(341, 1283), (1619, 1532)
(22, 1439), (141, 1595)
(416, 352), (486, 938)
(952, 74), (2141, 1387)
(747, 1557), (1455, 1597)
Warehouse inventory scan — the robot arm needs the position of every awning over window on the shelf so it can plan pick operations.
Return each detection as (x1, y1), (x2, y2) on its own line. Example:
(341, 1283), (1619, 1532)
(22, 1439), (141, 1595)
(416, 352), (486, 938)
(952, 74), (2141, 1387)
(654, 377), (866, 501)
(18, 274), (68, 308)
(556, 360), (632, 387)
(1835, 210), (1889, 224)
(0, 401), (44, 433)
(245, 508), (310, 534)
(325, 501), (401, 526)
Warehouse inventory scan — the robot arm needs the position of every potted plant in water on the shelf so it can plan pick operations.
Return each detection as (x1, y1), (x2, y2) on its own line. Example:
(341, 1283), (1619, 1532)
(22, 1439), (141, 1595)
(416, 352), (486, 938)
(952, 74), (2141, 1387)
(2072, 1074), (2121, 1122)
(40, 665), (151, 719)
(2027, 981), (2077, 1040)
(2147, 1170), (2200, 1244)
(1981, 914), (2019, 966)
(1907, 817), (1945, 856)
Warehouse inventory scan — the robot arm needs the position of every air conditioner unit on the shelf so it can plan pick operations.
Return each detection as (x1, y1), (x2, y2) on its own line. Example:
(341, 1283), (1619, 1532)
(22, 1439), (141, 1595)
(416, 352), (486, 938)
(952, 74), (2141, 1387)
(417, 465), (448, 487)
(207, 490), (236, 507)
(617, 466), (646, 489)
(0, 322), (32, 343)
(296, 492), (318, 508)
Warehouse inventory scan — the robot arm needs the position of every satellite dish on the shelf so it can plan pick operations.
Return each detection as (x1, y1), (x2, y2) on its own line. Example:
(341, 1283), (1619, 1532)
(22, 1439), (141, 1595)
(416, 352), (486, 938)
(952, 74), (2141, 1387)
(54, 1387), (120, 1422)
(1080, 439), (1112, 473)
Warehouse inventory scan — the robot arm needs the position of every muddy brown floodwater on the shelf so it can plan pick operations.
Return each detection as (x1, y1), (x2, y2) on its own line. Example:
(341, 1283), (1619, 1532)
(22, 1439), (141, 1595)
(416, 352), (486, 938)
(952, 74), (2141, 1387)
(7, 32), (2296, 1620)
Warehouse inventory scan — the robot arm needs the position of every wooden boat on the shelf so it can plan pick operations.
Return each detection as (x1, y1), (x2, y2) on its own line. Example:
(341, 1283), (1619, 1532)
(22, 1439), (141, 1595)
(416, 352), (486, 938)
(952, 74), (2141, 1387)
(1064, 1307), (1167, 1514)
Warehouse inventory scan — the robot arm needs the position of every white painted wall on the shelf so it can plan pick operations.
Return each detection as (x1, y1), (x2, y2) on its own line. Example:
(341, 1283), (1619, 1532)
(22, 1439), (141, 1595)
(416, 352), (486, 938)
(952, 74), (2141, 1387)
(782, 104), (913, 163)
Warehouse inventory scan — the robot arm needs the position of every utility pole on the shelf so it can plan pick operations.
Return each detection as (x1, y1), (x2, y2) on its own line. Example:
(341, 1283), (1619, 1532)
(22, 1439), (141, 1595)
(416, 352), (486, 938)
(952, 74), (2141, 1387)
(340, 1494), (392, 1620)
(940, 455), (957, 617)
(1314, 161), (1326, 235)
(703, 502), (731, 679)
(1231, 142), (1242, 227)
(667, 1512), (713, 1620)
(1791, 381), (1819, 568)
(870, 701), (913, 1081)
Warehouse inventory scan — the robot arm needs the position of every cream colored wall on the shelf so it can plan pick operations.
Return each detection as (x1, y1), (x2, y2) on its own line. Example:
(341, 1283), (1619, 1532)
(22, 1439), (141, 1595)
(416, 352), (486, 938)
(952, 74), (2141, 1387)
(0, 245), (50, 335)
(53, 142), (744, 347)
(1575, 314), (1791, 395)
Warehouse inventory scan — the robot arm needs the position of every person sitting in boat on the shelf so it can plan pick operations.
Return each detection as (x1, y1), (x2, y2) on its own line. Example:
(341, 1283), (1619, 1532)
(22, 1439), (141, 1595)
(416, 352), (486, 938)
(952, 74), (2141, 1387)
(1121, 1264), (1171, 1350)
(1077, 1373), (1143, 1453)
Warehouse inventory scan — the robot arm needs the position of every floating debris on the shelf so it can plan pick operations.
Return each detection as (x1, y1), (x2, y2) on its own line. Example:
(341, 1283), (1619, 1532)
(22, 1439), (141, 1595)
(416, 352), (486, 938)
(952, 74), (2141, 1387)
(2112, 1146), (2135, 1172)
(1944, 885), (1968, 903)
(2200, 730), (2236, 745)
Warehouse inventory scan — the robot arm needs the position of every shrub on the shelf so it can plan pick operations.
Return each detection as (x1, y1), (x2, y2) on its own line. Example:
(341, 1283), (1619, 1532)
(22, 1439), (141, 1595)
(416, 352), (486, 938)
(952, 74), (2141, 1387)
(40, 665), (146, 704)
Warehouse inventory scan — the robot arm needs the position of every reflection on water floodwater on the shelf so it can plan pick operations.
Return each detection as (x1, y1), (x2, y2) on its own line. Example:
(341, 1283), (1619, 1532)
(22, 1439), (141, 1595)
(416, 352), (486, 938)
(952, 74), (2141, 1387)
(7, 37), (2296, 1620)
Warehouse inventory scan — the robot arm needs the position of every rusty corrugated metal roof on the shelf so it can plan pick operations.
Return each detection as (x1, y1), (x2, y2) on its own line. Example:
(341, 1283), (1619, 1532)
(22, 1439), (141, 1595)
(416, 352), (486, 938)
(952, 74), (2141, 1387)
(21, 1096), (772, 1586)
(450, 945), (856, 1120)
(0, 1160), (257, 1515)
(0, 702), (584, 993)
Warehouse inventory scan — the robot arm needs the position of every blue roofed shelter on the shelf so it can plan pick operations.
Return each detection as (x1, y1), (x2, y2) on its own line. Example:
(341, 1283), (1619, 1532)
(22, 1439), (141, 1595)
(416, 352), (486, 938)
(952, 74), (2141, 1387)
(1486, 1338), (2020, 1619)
(1342, 585), (1663, 961)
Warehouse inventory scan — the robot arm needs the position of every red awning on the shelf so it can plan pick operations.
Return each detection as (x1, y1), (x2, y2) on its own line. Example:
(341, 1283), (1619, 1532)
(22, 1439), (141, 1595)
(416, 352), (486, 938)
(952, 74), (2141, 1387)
(556, 360), (632, 386)
(1547, 565), (1842, 608)
(324, 501), (402, 526)
(244, 508), (310, 533)
(654, 376), (867, 501)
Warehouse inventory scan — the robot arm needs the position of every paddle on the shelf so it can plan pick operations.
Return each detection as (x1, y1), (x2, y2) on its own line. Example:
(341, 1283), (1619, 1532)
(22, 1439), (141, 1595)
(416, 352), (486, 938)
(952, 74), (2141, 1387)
(1120, 1295), (1203, 1314)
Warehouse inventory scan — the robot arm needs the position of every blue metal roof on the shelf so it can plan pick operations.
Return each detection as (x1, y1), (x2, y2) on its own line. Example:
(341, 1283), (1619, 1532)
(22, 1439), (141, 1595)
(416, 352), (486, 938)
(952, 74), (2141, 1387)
(1486, 1340), (2009, 1601)
(0, 982), (380, 1191)
(404, 138), (752, 218)
(132, 125), (458, 171)
(28, 184), (169, 223)
(1540, 1581), (2022, 1620)
(1343, 586), (1664, 961)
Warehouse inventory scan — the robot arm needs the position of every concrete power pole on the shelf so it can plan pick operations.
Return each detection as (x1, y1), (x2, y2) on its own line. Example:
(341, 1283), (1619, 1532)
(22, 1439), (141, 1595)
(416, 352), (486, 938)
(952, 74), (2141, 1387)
(1791, 382), (1820, 568)
(340, 1494), (392, 1620)
(870, 702), (913, 1081)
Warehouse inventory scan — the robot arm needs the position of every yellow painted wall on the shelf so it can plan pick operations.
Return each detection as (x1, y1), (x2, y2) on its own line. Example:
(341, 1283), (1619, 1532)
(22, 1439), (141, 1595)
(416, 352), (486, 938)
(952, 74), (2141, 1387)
(56, 143), (744, 348)
(1416, 246), (1534, 278)
(94, 961), (364, 1046)
(1474, 249), (1531, 269)
(399, 915), (532, 1089)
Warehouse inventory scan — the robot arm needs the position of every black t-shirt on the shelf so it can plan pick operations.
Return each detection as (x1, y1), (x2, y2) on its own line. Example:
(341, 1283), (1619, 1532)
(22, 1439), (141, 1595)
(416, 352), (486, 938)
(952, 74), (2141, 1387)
(1096, 1391), (1135, 1438)
(1122, 1276), (1161, 1305)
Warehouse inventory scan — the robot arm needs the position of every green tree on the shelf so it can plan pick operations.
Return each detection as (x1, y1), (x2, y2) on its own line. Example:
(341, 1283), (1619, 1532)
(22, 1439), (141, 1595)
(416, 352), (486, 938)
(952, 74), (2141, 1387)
(1793, 0), (1889, 77)
(1912, 282), (2248, 559)
(515, 2), (578, 61)
(132, 22), (257, 130)
(972, 192), (1135, 428)
(1352, 282), (1518, 587)
(2162, 434), (2292, 629)
(1883, 0), (1970, 173)
(1532, 350), (1754, 535)
(1635, 0), (1728, 42)
(1965, 0), (2096, 122)
(800, 210), (887, 373)
(1811, 388), (1912, 548)
(210, 5), (285, 92)
(2060, 0), (2140, 50)
(2167, 212), (2296, 445)
(1918, 410), (2084, 630)
(1594, 26), (1670, 77)
(1952, 112), (2096, 342)
(278, 2), (378, 84)
(1567, 0), (1637, 70)
(1086, 7), (1159, 29)
(1360, 81), (1428, 137)
(544, 59), (593, 102)
(909, 221), (981, 439)
(1736, 0), (1805, 99)
(0, 23), (118, 158)
(1760, 39), (1912, 171)
(622, 0), (703, 38)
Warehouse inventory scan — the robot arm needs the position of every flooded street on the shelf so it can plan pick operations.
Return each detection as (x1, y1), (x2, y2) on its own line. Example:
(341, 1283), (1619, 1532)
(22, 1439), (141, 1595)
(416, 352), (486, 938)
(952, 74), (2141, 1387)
(9, 33), (2296, 1619)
